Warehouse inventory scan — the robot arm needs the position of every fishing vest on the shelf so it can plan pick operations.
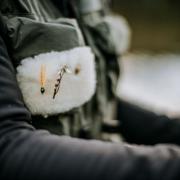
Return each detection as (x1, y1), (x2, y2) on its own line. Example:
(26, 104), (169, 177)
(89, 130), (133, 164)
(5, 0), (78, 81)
(0, 0), (130, 141)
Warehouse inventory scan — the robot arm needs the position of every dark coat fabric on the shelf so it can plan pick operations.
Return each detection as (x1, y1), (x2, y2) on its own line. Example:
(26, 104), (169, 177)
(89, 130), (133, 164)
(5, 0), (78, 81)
(118, 100), (180, 145)
(1, 33), (180, 180)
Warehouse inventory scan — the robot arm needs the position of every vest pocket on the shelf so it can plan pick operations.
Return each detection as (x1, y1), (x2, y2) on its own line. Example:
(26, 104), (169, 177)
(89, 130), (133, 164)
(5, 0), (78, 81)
(5, 16), (96, 116)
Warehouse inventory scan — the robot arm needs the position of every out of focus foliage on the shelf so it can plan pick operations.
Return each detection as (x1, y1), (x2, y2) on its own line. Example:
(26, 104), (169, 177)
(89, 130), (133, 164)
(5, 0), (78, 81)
(112, 0), (180, 52)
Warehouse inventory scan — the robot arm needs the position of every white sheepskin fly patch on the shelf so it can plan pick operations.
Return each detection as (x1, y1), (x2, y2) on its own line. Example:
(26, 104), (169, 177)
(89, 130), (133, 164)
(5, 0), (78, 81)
(16, 47), (96, 116)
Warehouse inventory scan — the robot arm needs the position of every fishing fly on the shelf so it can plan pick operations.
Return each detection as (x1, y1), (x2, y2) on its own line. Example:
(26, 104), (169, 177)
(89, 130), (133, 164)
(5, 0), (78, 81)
(53, 65), (72, 99)
(40, 64), (46, 94)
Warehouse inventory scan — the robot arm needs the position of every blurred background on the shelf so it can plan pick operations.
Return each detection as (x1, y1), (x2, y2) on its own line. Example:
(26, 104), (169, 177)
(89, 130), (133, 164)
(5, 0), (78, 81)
(112, 0), (180, 52)
(113, 0), (180, 117)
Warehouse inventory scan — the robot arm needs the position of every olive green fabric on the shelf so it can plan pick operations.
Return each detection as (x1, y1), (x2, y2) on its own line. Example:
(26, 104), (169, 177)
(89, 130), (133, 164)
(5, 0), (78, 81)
(6, 17), (84, 66)
(0, 0), (121, 140)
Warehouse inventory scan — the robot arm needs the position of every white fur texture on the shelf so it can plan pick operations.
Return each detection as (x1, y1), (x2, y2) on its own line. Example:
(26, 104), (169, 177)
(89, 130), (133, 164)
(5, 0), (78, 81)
(17, 47), (96, 116)
(104, 15), (131, 54)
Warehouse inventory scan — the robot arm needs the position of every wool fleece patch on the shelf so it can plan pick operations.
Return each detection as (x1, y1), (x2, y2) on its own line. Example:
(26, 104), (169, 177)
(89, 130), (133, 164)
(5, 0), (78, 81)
(17, 47), (96, 116)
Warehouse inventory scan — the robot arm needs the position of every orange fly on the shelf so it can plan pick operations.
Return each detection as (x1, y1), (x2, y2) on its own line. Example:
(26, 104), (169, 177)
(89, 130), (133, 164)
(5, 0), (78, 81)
(40, 64), (46, 94)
